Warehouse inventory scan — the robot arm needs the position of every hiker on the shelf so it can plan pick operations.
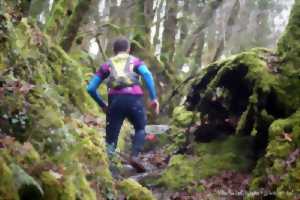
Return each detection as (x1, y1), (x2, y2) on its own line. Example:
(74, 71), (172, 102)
(87, 37), (159, 158)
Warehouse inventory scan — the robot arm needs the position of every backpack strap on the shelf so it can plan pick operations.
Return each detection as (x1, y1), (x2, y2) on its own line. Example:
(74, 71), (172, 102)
(108, 54), (131, 75)
(124, 55), (133, 73)
(124, 55), (140, 85)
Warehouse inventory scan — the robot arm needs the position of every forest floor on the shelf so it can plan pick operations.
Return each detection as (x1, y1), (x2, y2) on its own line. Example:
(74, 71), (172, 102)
(111, 127), (252, 200)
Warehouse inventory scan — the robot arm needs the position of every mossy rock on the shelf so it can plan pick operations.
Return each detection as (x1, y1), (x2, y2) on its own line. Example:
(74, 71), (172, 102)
(118, 178), (156, 200)
(172, 106), (198, 127)
(185, 49), (287, 141)
(157, 135), (254, 190)
(156, 154), (197, 189)
(249, 109), (300, 199)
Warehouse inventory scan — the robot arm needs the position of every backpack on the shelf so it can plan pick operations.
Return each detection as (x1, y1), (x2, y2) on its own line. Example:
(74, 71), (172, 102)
(107, 53), (140, 89)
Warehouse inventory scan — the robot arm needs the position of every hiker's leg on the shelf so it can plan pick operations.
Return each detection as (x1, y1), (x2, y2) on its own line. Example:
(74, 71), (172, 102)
(106, 95), (125, 154)
(127, 96), (147, 156)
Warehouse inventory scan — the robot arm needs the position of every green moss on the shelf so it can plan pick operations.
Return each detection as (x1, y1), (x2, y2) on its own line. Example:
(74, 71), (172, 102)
(0, 137), (40, 168)
(165, 125), (186, 153)
(276, 0), (300, 112)
(185, 48), (282, 142)
(277, 0), (300, 68)
(73, 170), (96, 200)
(10, 164), (44, 199)
(249, 109), (300, 198)
(269, 110), (300, 140)
(41, 171), (76, 200)
(157, 154), (197, 189)
(197, 135), (253, 173)
(271, 159), (285, 174)
(118, 178), (156, 200)
(50, 120), (115, 198)
(158, 136), (254, 190)
(14, 142), (40, 166)
(44, 0), (78, 42)
(275, 160), (300, 200)
(0, 158), (19, 200)
(172, 106), (199, 127)
(266, 140), (293, 158)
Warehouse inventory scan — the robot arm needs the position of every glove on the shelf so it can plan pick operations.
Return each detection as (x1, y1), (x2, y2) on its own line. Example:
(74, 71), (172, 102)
(150, 99), (159, 115)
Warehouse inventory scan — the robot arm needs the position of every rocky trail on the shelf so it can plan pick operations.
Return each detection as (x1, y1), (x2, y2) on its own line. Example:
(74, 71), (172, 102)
(107, 124), (253, 200)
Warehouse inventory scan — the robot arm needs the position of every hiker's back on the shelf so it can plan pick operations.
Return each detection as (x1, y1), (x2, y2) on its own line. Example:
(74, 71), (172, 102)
(107, 53), (140, 89)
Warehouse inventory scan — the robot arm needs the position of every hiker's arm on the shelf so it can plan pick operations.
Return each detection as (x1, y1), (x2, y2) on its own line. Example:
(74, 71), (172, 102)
(136, 64), (157, 100)
(86, 75), (107, 108)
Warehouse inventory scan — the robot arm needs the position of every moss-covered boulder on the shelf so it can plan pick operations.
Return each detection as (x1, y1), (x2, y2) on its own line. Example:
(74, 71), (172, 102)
(248, 110), (300, 199)
(185, 48), (290, 146)
(157, 135), (254, 190)
(118, 178), (156, 200)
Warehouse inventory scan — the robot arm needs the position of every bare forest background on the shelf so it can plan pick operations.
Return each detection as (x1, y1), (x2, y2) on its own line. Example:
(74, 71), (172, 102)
(26, 0), (293, 103)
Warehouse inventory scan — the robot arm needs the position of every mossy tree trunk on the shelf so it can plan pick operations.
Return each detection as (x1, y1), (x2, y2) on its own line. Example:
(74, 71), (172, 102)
(152, 0), (164, 47)
(44, 0), (78, 43)
(161, 0), (178, 72)
(179, 0), (189, 44)
(59, 0), (93, 52)
(212, 0), (240, 62)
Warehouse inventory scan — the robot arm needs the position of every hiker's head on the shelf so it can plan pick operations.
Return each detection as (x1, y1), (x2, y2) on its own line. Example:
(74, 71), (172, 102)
(113, 37), (130, 54)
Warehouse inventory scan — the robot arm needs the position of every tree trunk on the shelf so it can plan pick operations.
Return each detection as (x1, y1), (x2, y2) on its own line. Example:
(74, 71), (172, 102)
(161, 0), (178, 65)
(192, 32), (205, 71)
(181, 0), (223, 61)
(144, 0), (154, 33)
(60, 0), (93, 52)
(212, 0), (240, 61)
(153, 0), (164, 48)
(179, 0), (189, 44)
(44, 0), (78, 42)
